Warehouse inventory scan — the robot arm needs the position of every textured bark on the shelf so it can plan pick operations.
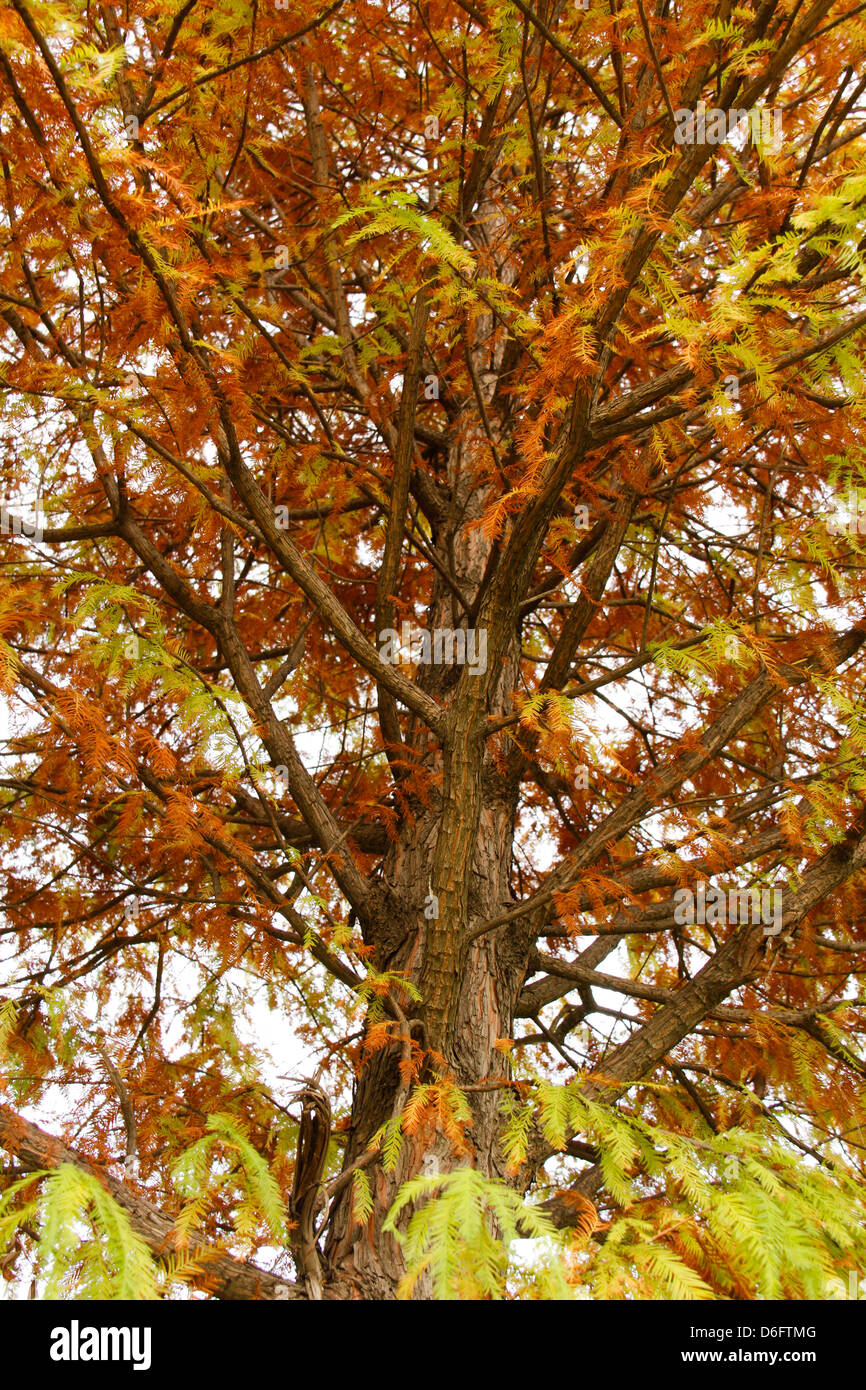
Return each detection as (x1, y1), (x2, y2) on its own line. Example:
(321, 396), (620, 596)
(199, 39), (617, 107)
(321, 380), (540, 1294)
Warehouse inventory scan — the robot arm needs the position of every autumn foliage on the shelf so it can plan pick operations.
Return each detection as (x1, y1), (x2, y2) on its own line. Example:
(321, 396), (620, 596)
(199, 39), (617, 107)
(1, 0), (866, 1301)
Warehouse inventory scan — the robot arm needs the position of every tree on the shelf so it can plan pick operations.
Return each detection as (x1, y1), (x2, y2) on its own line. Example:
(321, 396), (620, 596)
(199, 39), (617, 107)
(1, 0), (866, 1303)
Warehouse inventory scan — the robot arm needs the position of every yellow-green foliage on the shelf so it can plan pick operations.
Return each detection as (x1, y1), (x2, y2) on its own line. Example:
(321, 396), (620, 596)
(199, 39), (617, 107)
(34, 1165), (156, 1300)
(171, 1112), (287, 1246)
(384, 1166), (573, 1300)
(399, 1080), (866, 1301)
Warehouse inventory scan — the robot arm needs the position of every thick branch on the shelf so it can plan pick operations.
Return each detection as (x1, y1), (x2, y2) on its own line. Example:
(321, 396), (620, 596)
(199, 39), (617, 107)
(0, 1103), (301, 1300)
(542, 819), (866, 1224)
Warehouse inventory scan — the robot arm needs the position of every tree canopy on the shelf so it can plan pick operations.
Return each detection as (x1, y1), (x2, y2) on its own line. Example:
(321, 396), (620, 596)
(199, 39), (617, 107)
(1, 0), (866, 1302)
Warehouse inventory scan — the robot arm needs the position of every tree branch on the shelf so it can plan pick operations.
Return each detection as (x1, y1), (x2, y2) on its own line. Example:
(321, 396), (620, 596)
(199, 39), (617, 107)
(0, 1103), (302, 1300)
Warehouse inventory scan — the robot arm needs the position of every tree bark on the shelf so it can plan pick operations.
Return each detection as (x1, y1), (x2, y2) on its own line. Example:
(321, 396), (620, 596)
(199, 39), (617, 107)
(323, 408), (535, 1295)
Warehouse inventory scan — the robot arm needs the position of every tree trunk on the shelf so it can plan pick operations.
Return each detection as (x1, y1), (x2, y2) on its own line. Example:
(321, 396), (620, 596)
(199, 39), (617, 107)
(325, 443), (533, 1298)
